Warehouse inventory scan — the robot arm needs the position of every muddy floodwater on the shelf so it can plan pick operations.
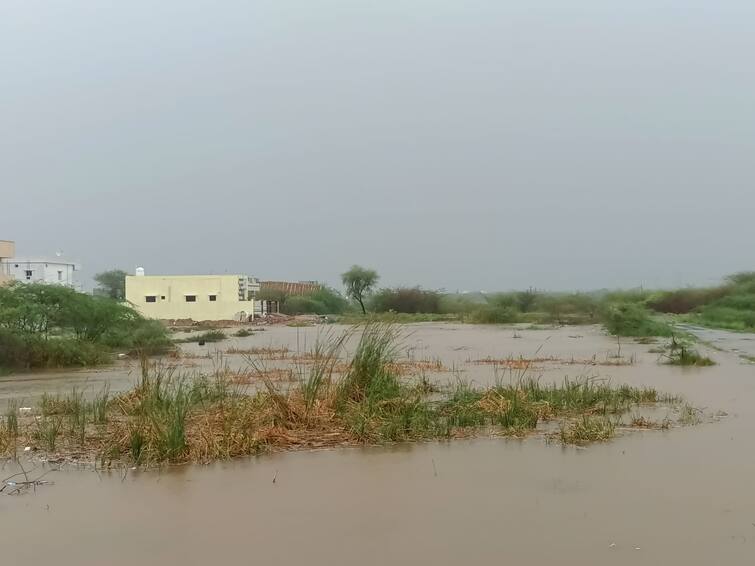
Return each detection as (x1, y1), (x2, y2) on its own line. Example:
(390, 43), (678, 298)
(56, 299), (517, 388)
(2, 323), (755, 565)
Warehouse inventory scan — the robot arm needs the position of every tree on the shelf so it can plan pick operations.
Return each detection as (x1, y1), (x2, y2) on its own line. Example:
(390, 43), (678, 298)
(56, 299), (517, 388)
(94, 269), (128, 300)
(341, 265), (379, 315)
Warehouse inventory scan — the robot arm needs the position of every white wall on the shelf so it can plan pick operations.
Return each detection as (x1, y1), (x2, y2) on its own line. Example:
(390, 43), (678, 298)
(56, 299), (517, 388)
(1, 259), (79, 288)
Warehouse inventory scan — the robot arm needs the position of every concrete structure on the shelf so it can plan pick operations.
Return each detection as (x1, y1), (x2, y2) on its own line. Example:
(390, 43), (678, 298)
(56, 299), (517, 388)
(0, 240), (80, 288)
(125, 271), (258, 321)
(261, 280), (321, 295)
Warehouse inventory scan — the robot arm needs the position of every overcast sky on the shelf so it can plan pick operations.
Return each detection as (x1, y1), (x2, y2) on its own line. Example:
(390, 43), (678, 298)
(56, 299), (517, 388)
(2, 1), (753, 292)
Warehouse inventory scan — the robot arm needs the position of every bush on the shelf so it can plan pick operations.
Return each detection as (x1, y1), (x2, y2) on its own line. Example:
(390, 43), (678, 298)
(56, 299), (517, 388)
(103, 319), (174, 354)
(0, 283), (172, 369)
(370, 287), (442, 314)
(274, 287), (349, 315)
(0, 330), (110, 369)
(470, 305), (520, 324)
(647, 288), (729, 314)
(601, 303), (673, 337)
(533, 293), (600, 324)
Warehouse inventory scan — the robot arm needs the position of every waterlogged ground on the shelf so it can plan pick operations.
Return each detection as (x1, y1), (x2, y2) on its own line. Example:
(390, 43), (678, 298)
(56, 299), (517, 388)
(2, 323), (755, 565)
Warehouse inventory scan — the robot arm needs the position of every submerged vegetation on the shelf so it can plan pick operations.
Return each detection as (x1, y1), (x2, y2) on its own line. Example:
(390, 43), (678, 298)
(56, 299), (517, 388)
(176, 330), (227, 344)
(653, 336), (716, 367)
(0, 283), (171, 370)
(0, 324), (691, 467)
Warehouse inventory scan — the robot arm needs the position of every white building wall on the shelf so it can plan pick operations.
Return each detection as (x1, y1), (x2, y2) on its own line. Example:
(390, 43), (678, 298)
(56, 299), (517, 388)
(1, 258), (80, 288)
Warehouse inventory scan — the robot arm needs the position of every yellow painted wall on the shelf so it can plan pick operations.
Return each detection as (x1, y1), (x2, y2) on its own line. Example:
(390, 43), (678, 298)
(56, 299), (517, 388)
(0, 241), (14, 285)
(125, 275), (254, 321)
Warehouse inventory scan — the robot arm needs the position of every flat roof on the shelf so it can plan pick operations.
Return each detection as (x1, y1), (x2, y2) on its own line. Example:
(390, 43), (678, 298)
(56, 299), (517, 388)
(2, 257), (80, 267)
(126, 274), (247, 279)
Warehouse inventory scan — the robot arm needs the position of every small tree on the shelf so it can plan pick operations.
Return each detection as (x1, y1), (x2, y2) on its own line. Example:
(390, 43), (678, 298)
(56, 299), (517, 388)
(341, 265), (379, 315)
(94, 269), (128, 300)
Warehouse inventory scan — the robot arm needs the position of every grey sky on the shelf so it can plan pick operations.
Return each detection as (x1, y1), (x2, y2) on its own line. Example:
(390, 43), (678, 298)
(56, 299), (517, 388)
(2, 1), (753, 292)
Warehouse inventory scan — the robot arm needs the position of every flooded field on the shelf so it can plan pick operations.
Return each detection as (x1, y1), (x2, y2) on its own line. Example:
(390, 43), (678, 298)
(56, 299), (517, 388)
(2, 323), (755, 564)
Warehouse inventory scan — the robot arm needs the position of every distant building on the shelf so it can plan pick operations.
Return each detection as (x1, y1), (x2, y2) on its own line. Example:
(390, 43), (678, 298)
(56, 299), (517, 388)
(125, 269), (259, 322)
(0, 240), (81, 288)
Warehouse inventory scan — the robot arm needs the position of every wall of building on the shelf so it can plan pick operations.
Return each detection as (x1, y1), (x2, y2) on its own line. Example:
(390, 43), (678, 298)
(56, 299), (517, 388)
(0, 241), (15, 285)
(1, 258), (79, 287)
(125, 275), (255, 321)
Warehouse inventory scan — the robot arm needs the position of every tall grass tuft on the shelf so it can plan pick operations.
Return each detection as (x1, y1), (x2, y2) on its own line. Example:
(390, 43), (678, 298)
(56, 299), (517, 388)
(90, 383), (110, 424)
(36, 415), (63, 451)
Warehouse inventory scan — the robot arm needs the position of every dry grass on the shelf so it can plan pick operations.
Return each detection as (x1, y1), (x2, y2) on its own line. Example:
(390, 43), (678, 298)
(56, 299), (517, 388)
(473, 356), (556, 370)
(225, 346), (291, 359)
(388, 359), (447, 375)
(228, 368), (295, 384)
(473, 355), (636, 368)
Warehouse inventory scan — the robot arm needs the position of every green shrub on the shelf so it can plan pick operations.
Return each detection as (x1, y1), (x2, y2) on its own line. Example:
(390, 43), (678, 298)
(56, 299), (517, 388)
(601, 303), (673, 337)
(647, 287), (730, 314)
(533, 293), (600, 324)
(369, 287), (442, 314)
(0, 330), (110, 369)
(0, 283), (171, 369)
(272, 287), (349, 315)
(470, 305), (520, 324)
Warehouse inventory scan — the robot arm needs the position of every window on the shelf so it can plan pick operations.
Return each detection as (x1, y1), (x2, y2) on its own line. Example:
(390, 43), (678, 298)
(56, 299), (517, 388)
(57, 270), (63, 281)
(185, 295), (197, 302)
(208, 295), (217, 302)
(145, 296), (157, 303)
(161, 296), (166, 300)
(25, 270), (32, 280)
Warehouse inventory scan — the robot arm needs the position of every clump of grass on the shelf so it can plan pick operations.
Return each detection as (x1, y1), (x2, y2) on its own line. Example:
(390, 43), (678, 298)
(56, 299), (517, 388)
(678, 404), (703, 425)
(89, 384), (110, 424)
(35, 415), (63, 451)
(233, 329), (254, 337)
(1, 400), (20, 454)
(129, 423), (147, 464)
(41, 387), (87, 418)
(229, 346), (290, 359)
(658, 337), (716, 367)
(177, 330), (227, 344)
(559, 416), (616, 445)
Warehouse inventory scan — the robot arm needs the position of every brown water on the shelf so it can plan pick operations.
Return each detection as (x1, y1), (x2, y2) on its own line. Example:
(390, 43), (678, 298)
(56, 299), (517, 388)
(2, 323), (755, 564)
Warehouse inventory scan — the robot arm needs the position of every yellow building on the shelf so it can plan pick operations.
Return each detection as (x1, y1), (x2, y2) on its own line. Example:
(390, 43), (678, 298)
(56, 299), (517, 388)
(125, 272), (258, 321)
(0, 240), (16, 286)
